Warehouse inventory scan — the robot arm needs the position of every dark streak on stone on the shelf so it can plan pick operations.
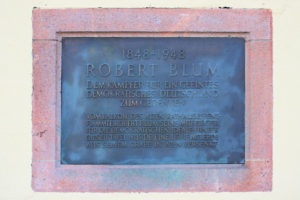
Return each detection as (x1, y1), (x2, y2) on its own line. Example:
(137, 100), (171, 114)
(35, 130), (47, 138)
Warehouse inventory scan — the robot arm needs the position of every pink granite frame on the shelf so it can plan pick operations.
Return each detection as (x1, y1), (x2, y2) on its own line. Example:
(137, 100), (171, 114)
(32, 8), (272, 192)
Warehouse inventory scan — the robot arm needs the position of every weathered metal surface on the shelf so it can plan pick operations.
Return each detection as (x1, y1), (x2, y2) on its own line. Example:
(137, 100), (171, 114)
(61, 37), (245, 164)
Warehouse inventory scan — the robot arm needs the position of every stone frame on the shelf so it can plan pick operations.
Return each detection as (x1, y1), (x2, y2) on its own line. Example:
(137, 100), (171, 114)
(32, 8), (272, 192)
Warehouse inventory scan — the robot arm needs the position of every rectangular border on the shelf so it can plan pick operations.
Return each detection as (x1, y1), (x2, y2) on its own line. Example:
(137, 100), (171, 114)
(58, 34), (248, 165)
(32, 8), (272, 192)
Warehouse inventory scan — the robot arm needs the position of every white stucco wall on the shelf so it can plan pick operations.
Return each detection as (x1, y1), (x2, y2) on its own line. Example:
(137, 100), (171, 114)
(0, 0), (299, 199)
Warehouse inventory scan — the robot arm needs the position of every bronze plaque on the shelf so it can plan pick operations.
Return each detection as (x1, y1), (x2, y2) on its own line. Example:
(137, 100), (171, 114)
(61, 37), (245, 164)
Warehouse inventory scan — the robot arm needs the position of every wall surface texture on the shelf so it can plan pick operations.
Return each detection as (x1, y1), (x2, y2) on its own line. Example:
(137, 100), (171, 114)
(0, 0), (299, 199)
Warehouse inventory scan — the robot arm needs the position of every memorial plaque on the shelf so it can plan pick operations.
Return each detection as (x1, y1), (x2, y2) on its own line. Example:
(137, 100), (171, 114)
(61, 37), (245, 164)
(33, 9), (272, 192)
